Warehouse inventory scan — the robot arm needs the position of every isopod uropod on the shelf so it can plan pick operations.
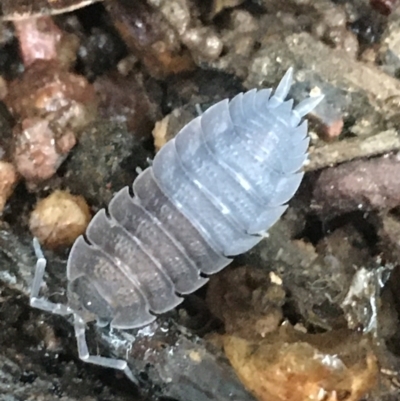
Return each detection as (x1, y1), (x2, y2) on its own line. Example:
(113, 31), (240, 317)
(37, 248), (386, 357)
(30, 68), (323, 382)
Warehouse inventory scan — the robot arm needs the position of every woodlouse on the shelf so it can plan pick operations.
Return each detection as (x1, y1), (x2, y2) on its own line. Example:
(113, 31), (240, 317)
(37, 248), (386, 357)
(30, 68), (323, 382)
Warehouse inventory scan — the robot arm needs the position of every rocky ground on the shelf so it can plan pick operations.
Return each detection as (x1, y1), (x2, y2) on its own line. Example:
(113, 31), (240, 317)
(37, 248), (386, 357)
(1, 1), (400, 400)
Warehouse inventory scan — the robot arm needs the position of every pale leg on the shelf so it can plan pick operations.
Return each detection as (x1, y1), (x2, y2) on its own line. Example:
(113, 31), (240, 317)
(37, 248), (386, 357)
(30, 238), (73, 315)
(74, 314), (137, 384)
(30, 238), (137, 384)
(195, 103), (203, 116)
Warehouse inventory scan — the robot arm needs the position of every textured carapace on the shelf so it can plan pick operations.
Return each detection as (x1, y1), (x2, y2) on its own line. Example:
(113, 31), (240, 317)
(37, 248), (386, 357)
(67, 68), (323, 330)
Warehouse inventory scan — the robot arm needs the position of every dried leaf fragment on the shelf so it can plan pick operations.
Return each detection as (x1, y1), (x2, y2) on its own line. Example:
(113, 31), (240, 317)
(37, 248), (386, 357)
(223, 326), (378, 401)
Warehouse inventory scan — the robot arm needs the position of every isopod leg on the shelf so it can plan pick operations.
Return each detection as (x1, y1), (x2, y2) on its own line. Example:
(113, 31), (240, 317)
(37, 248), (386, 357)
(31, 238), (138, 384)
(30, 238), (73, 315)
(195, 103), (203, 116)
(74, 314), (138, 384)
(136, 157), (153, 175)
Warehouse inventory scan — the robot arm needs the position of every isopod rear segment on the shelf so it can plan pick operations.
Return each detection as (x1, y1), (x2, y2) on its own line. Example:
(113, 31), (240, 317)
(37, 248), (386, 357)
(29, 68), (323, 383)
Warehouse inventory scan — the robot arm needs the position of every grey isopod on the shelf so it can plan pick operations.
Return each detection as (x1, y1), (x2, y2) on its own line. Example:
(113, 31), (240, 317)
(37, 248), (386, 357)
(30, 68), (323, 382)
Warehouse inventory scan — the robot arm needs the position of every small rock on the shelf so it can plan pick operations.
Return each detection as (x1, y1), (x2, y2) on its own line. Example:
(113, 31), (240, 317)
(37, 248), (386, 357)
(29, 190), (91, 249)
(116, 55), (138, 76)
(342, 30), (360, 57)
(181, 27), (223, 63)
(314, 115), (344, 142)
(5, 61), (97, 185)
(5, 60), (97, 123)
(14, 17), (62, 66)
(152, 108), (194, 152)
(230, 10), (259, 33)
(0, 160), (18, 213)
(13, 117), (76, 183)
(148, 0), (223, 62)
(153, 114), (171, 152)
(14, 15), (79, 69)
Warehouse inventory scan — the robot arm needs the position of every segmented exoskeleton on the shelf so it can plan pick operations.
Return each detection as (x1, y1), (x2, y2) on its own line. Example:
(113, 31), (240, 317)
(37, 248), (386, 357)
(30, 68), (323, 382)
